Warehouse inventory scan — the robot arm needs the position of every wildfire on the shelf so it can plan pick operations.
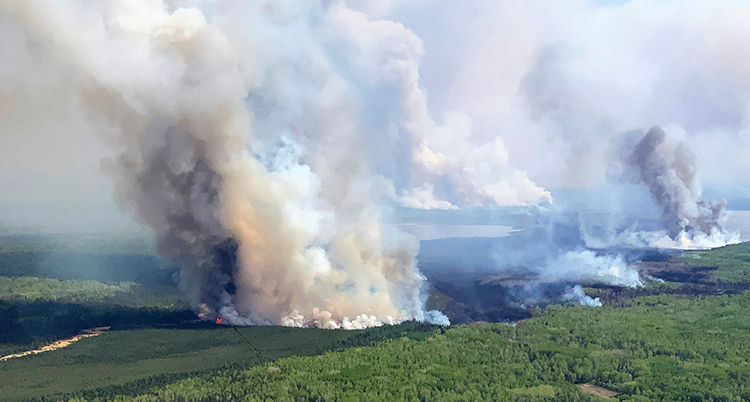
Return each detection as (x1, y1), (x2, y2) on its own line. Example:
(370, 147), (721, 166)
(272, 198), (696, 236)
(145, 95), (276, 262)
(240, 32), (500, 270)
(216, 317), (226, 325)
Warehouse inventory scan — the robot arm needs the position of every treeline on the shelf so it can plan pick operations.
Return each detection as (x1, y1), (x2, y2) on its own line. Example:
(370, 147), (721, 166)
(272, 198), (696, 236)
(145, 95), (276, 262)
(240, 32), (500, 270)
(688, 242), (750, 283)
(0, 276), (189, 308)
(0, 252), (176, 285)
(0, 233), (156, 256)
(0, 274), (194, 351)
(0, 277), (136, 303)
(0, 233), (177, 286)
(66, 292), (750, 402)
(0, 300), (196, 348)
(27, 322), (438, 402)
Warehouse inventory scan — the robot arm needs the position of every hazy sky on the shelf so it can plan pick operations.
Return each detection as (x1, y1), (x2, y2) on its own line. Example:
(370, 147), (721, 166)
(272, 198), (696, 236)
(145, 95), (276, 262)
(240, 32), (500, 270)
(0, 10), (128, 232)
(2, 0), (750, 233)
(383, 0), (750, 188)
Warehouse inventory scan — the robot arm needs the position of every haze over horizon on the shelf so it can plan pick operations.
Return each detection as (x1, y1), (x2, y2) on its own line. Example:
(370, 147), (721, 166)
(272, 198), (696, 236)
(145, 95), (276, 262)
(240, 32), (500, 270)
(2, 0), (750, 327)
(3, 0), (750, 233)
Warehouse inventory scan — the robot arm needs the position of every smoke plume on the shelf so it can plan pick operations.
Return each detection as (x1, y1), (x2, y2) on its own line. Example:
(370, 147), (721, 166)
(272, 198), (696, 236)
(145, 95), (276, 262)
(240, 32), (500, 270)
(618, 126), (737, 248)
(0, 0), (524, 328)
(7, 0), (750, 326)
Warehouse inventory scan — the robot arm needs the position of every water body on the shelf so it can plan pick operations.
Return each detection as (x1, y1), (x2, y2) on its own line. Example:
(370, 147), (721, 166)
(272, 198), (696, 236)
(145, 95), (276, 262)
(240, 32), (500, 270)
(398, 224), (517, 241)
(401, 211), (750, 243)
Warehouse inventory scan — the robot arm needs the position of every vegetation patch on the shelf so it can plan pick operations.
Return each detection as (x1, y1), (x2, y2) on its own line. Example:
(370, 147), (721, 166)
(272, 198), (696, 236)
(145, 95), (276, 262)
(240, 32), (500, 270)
(686, 242), (750, 283)
(0, 322), (437, 402)
(4, 234), (750, 401)
(56, 293), (750, 402)
(511, 384), (557, 397)
(577, 383), (617, 399)
(0, 277), (136, 303)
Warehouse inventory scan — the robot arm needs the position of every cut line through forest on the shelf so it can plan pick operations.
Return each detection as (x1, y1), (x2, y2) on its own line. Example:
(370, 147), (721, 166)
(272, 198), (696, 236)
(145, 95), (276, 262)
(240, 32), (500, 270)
(0, 327), (109, 362)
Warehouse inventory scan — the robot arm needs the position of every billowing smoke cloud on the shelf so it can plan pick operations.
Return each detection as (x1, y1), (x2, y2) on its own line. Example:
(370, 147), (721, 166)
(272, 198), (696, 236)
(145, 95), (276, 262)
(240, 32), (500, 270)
(615, 126), (739, 249)
(543, 249), (642, 287)
(6, 0), (750, 326)
(363, 0), (750, 198)
(1, 0), (514, 328)
(329, 6), (551, 208)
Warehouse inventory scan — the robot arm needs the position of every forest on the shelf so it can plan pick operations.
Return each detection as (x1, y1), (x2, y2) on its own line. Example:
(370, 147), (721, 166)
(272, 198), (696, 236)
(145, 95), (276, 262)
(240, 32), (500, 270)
(2, 237), (750, 401)
(59, 292), (750, 402)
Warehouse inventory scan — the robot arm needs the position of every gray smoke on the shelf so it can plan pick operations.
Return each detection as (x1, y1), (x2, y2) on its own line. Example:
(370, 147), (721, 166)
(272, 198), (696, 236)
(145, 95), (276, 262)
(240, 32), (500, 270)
(622, 126), (733, 247)
(2, 0), (464, 328)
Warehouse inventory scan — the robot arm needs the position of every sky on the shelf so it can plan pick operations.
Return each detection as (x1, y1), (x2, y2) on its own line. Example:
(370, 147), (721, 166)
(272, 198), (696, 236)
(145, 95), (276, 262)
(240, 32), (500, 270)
(388, 0), (750, 188)
(0, 7), (131, 232)
(2, 0), (750, 233)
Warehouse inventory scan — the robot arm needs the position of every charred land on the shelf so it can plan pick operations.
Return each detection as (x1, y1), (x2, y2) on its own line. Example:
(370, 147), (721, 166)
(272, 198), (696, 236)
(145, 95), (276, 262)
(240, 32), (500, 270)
(422, 240), (750, 325)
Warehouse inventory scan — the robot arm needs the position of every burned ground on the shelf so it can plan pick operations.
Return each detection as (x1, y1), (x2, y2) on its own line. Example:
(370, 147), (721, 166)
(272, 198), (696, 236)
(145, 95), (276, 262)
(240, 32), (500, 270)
(588, 255), (750, 306)
(638, 257), (718, 284)
(423, 243), (750, 324)
(424, 269), (570, 324)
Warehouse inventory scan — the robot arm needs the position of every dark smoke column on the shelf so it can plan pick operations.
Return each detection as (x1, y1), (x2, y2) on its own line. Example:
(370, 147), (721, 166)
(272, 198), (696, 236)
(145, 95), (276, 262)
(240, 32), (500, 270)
(2, 1), (441, 328)
(121, 135), (244, 319)
(627, 126), (727, 242)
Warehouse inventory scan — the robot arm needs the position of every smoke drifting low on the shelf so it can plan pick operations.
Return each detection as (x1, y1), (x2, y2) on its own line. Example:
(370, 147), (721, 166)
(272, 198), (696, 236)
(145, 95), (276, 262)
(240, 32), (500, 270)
(564, 285), (601, 307)
(543, 249), (641, 287)
(474, 125), (738, 311)
(491, 125), (739, 309)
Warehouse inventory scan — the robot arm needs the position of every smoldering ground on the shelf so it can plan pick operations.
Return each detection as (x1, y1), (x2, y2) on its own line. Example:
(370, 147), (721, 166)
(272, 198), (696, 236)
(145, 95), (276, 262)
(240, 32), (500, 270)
(417, 152), (735, 324)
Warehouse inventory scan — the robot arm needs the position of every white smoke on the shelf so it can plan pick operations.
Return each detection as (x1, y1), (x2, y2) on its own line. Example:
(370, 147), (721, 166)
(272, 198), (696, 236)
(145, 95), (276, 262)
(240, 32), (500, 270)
(373, 1), (750, 194)
(563, 285), (602, 307)
(401, 184), (458, 211)
(329, 6), (551, 208)
(543, 250), (642, 288)
(423, 309), (451, 327)
(583, 229), (739, 251)
(1, 0), (462, 328)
